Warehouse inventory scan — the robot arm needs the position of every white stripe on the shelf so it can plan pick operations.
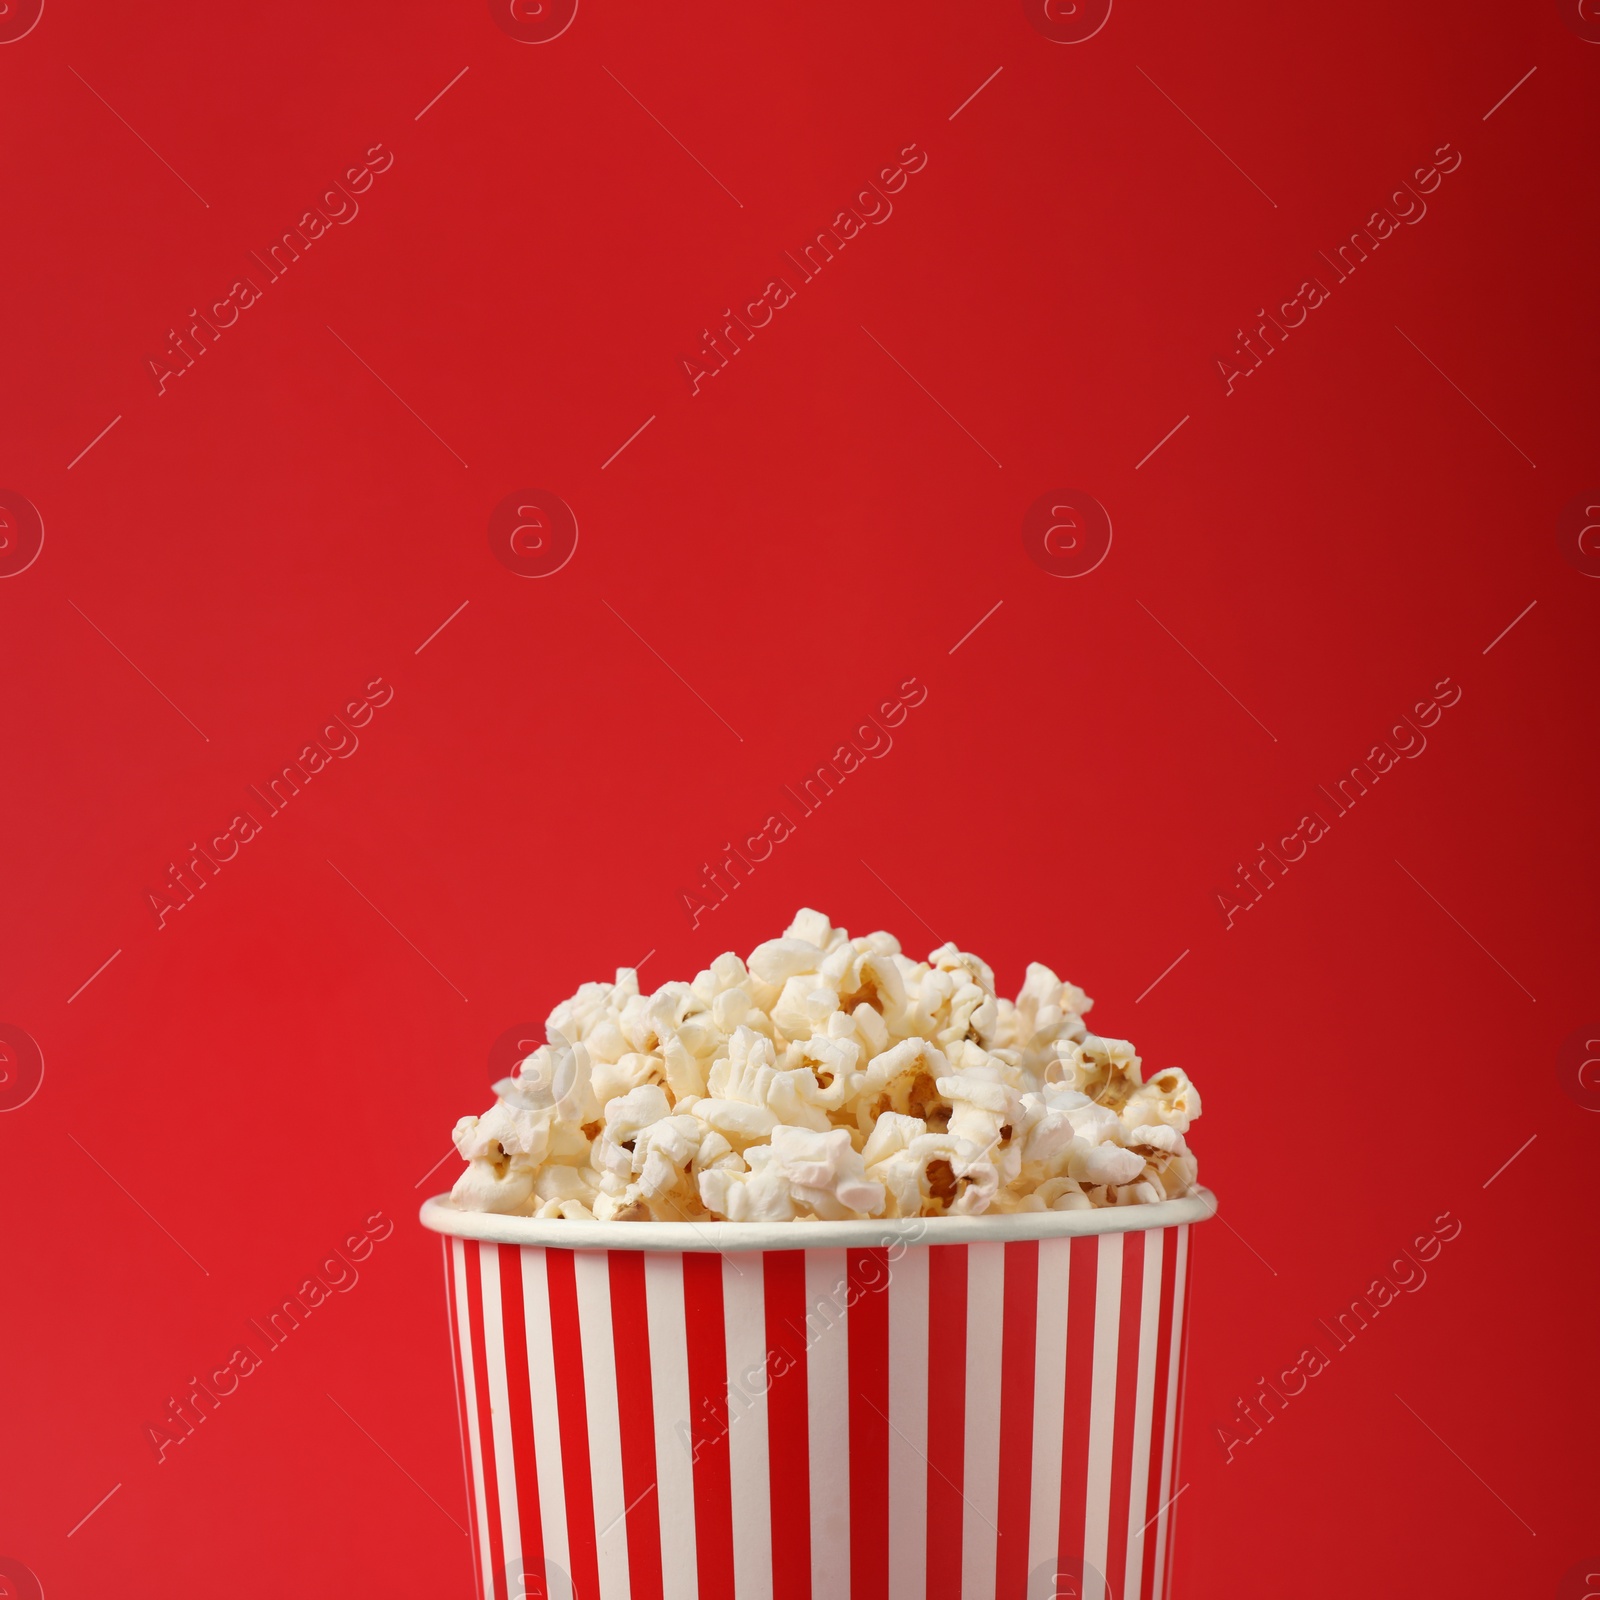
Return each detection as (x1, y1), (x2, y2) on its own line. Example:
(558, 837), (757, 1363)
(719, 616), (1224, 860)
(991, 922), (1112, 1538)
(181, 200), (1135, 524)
(442, 1242), (477, 1560)
(522, 1249), (575, 1600)
(1153, 1227), (1189, 1600)
(574, 1253), (631, 1600)
(805, 1249), (852, 1599)
(644, 1253), (698, 1600)
(1027, 1236), (1072, 1582)
(1121, 1231), (1164, 1589)
(453, 1240), (498, 1600)
(887, 1244), (929, 1600)
(479, 1244), (524, 1586)
(1081, 1235), (1124, 1600)
(723, 1254), (774, 1600)
(960, 1243), (1005, 1600)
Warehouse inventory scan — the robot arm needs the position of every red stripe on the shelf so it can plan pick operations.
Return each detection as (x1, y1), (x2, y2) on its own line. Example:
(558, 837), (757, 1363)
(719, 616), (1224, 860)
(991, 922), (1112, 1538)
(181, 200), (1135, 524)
(546, 1249), (601, 1600)
(1104, 1231), (1147, 1600)
(924, 1244), (967, 1600)
(764, 1251), (812, 1600)
(846, 1249), (891, 1600)
(1056, 1234), (1099, 1580)
(1162, 1228), (1194, 1600)
(682, 1252), (736, 1599)
(1138, 1233), (1180, 1600)
(464, 1243), (510, 1600)
(994, 1240), (1040, 1599)
(444, 1240), (487, 1600)
(496, 1245), (546, 1599)
(608, 1252), (663, 1600)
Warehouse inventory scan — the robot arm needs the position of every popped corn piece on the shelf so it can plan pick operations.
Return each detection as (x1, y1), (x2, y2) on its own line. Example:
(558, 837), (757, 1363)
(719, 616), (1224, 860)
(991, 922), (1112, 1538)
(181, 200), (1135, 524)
(660, 1035), (707, 1101)
(1072, 1141), (1146, 1189)
(1157, 1151), (1199, 1198)
(691, 950), (750, 1002)
(629, 1114), (717, 1199)
(784, 907), (841, 950)
(451, 1160), (535, 1215)
(859, 1036), (950, 1128)
(593, 1189), (654, 1222)
(675, 1012), (724, 1059)
(747, 937), (827, 987)
(711, 985), (755, 1034)
(849, 1037), (949, 1130)
(929, 940), (996, 994)
(1009, 1093), (1080, 1168)
(1121, 1067), (1201, 1133)
(532, 1165), (600, 1206)
(543, 978), (621, 1048)
(1064, 1100), (1122, 1143)
(925, 946), (998, 1046)
(1033, 1175), (1094, 1211)
(859, 1111), (927, 1169)
(791, 1032), (864, 1112)
(1122, 1121), (1184, 1154)
(756, 1125), (885, 1220)
(936, 1062), (1016, 1159)
(771, 974), (840, 1041)
(699, 1149), (797, 1222)
(1049, 1035), (1144, 1110)
(892, 963), (948, 1041)
(868, 1131), (999, 1217)
(938, 983), (999, 1049)
(643, 980), (703, 1040)
(452, 1100), (552, 1169)
(591, 1052), (663, 1107)
(705, 1027), (830, 1131)
(1009, 962), (1092, 1044)
(542, 1119), (596, 1168)
(592, 1084), (673, 1181)
(688, 1098), (780, 1148)
(851, 1000), (890, 1057)
(833, 948), (908, 1029)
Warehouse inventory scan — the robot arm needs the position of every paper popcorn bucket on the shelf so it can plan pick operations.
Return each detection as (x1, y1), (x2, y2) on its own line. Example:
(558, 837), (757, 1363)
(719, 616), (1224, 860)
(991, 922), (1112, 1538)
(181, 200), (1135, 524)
(420, 1192), (1212, 1600)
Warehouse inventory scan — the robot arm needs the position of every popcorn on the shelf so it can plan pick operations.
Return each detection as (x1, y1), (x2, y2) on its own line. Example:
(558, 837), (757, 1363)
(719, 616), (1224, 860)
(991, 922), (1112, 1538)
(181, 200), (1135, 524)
(742, 1124), (884, 1221)
(451, 1159), (536, 1216)
(1121, 1066), (1202, 1133)
(447, 909), (1203, 1221)
(867, 1130), (1000, 1217)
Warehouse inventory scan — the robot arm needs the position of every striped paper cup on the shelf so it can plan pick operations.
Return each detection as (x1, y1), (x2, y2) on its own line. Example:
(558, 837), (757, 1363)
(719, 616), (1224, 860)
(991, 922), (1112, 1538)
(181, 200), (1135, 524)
(420, 1190), (1213, 1600)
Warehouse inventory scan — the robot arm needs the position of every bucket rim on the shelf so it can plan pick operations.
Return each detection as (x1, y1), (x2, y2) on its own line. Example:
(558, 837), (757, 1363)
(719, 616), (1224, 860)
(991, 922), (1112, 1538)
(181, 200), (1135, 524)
(419, 1186), (1216, 1252)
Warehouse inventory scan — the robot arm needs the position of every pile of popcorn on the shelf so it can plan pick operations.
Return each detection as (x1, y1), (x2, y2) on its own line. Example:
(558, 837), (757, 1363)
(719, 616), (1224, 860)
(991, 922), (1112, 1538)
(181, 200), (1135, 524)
(450, 910), (1201, 1223)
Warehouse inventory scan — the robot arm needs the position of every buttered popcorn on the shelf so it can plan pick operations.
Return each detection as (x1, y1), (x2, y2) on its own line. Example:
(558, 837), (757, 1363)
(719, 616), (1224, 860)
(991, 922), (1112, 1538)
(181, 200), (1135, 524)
(449, 910), (1202, 1222)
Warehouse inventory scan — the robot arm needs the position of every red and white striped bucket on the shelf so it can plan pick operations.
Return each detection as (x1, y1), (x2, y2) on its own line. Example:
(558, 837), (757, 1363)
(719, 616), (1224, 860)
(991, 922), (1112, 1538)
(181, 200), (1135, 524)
(420, 1193), (1212, 1600)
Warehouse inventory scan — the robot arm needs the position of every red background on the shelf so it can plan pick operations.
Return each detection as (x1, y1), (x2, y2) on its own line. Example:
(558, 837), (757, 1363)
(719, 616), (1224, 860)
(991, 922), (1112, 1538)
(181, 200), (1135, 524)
(2, 0), (1597, 1594)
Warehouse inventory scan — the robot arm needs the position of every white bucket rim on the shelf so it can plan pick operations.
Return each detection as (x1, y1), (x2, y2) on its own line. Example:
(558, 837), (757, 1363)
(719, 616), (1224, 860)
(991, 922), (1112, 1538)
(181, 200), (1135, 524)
(419, 1185), (1216, 1253)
